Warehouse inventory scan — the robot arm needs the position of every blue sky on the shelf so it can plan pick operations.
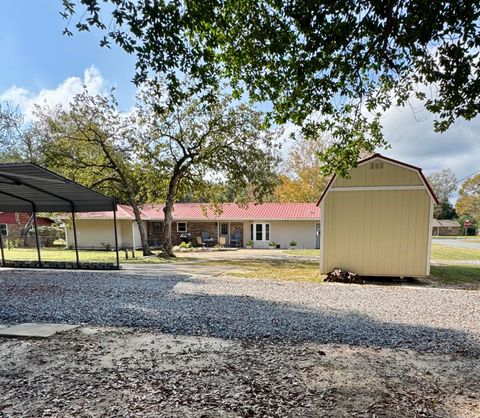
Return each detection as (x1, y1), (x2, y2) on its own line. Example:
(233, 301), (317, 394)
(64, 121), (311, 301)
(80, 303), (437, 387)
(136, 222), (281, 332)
(0, 0), (136, 109)
(2, 1), (480, 186)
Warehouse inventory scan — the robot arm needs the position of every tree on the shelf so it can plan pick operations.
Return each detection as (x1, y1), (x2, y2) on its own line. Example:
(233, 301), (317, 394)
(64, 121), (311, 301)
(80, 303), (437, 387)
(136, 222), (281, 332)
(456, 174), (480, 226)
(33, 91), (156, 256)
(135, 87), (279, 256)
(0, 102), (41, 163)
(427, 169), (458, 219)
(62, 0), (480, 175)
(273, 136), (329, 202)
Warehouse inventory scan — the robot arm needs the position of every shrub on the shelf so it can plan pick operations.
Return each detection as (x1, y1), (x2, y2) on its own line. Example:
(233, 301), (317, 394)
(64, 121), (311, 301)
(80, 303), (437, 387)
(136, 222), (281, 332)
(290, 240), (297, 247)
(246, 240), (253, 247)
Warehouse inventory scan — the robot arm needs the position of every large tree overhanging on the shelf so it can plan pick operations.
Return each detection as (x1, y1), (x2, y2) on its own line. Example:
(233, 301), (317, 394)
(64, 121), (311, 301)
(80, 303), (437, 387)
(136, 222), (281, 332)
(135, 87), (279, 257)
(62, 0), (480, 175)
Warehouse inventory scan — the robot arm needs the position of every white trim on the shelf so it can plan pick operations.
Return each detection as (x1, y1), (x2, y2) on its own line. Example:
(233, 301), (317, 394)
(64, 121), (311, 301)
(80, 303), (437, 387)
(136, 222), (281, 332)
(176, 221), (187, 233)
(319, 200), (325, 273)
(426, 198), (434, 276)
(132, 221), (136, 250)
(330, 185), (425, 192)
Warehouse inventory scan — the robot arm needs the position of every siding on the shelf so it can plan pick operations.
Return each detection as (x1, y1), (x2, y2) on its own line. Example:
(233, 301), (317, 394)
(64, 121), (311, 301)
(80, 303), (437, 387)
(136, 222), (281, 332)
(334, 161), (423, 187)
(321, 189), (431, 276)
(66, 219), (126, 249)
(244, 221), (318, 249)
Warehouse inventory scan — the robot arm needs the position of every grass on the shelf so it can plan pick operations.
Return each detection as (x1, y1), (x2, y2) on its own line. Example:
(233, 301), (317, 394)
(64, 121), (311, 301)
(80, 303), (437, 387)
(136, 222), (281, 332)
(202, 259), (323, 282)
(282, 249), (320, 257)
(0, 248), (173, 264)
(430, 265), (480, 287)
(431, 245), (480, 260)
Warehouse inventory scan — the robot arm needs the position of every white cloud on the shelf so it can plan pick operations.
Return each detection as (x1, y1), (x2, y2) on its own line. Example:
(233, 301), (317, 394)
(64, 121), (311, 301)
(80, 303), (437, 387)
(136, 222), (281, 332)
(0, 66), (107, 120)
(379, 96), (480, 182)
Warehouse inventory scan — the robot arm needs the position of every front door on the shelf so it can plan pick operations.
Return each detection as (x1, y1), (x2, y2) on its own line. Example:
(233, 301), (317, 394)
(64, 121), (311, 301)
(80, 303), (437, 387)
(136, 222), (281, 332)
(219, 222), (229, 245)
(315, 223), (321, 249)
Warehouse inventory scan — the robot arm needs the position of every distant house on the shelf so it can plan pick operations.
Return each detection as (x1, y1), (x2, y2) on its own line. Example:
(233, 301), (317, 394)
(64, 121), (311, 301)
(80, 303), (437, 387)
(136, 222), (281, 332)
(0, 212), (54, 239)
(432, 219), (462, 236)
(62, 203), (321, 250)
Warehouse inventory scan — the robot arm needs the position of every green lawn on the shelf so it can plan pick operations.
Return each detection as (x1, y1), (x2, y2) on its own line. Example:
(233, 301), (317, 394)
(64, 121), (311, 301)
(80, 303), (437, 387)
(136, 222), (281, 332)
(203, 259), (323, 282)
(0, 248), (173, 264)
(430, 265), (480, 287)
(282, 249), (320, 257)
(431, 245), (480, 260)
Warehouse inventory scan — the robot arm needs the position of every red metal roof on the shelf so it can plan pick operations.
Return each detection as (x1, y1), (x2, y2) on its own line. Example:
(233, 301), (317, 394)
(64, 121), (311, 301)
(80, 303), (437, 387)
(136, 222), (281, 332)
(317, 153), (439, 205)
(0, 212), (54, 226)
(72, 202), (320, 221)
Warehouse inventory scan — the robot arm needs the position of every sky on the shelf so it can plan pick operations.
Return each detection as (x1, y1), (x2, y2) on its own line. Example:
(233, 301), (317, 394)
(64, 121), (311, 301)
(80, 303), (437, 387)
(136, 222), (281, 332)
(1, 1), (480, 187)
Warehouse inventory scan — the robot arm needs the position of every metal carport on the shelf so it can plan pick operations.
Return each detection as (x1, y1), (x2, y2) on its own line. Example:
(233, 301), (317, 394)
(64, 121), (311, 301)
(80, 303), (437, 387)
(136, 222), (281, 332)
(0, 163), (120, 269)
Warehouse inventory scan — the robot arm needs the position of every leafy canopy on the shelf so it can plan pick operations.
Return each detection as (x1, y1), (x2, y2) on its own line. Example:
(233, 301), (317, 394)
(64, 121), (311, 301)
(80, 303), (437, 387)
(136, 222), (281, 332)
(456, 174), (480, 225)
(62, 0), (480, 175)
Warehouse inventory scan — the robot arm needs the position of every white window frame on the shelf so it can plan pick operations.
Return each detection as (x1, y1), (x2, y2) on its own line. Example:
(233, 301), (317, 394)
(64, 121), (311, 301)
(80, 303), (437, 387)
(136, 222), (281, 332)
(252, 223), (270, 242)
(176, 222), (187, 233)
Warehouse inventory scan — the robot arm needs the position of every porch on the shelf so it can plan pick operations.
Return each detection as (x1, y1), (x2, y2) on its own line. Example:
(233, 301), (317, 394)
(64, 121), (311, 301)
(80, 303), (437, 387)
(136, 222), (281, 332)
(147, 221), (244, 248)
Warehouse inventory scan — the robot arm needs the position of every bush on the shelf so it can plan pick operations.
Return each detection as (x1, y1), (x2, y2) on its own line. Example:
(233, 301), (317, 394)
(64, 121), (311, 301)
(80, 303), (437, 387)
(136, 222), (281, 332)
(246, 240), (253, 247)
(289, 240), (297, 247)
(269, 241), (277, 247)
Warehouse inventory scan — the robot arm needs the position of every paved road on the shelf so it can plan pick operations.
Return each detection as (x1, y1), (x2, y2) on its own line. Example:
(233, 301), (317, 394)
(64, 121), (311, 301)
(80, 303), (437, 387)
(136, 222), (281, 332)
(433, 238), (480, 250)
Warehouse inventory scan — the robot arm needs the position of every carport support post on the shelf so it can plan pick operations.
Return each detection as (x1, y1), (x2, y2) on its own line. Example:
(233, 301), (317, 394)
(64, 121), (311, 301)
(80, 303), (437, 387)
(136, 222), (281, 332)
(113, 206), (120, 269)
(0, 232), (5, 267)
(70, 204), (80, 268)
(32, 205), (42, 267)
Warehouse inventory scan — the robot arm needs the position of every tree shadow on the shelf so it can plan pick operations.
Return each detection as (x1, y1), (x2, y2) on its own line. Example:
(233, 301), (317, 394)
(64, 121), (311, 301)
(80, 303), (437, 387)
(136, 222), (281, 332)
(0, 269), (478, 358)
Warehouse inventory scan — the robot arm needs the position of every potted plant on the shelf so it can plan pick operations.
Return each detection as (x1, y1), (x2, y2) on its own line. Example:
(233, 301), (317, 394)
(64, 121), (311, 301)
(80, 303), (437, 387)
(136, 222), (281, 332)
(246, 240), (253, 249)
(289, 240), (297, 250)
(268, 241), (277, 249)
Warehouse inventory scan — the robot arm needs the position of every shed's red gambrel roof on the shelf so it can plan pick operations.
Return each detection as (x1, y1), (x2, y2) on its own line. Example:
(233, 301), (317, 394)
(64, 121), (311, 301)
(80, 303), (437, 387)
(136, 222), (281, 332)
(316, 153), (439, 205)
(71, 202), (320, 221)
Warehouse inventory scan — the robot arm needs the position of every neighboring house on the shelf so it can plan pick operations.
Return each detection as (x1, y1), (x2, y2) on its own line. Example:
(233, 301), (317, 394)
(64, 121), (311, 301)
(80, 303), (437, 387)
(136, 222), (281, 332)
(63, 203), (321, 250)
(432, 219), (462, 236)
(0, 212), (54, 240)
(318, 154), (438, 277)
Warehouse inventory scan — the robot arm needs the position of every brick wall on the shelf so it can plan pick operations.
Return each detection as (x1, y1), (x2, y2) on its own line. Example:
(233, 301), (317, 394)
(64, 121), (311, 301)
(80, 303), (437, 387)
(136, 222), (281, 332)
(147, 220), (244, 246)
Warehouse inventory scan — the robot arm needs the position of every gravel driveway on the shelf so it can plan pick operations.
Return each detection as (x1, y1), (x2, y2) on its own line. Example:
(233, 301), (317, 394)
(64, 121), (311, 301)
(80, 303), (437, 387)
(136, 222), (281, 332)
(0, 269), (479, 417)
(0, 269), (478, 356)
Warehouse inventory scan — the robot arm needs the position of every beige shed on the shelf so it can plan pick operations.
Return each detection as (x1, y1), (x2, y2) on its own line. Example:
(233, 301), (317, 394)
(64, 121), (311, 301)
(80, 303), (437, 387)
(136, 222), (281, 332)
(317, 154), (438, 277)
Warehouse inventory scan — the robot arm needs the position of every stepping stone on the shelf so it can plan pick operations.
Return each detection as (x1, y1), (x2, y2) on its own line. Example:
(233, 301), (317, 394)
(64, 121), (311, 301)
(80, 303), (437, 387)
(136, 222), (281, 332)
(0, 323), (79, 338)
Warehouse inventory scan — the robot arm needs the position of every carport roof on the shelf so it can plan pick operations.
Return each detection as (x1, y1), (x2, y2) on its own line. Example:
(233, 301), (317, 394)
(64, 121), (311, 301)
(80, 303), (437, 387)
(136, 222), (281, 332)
(0, 163), (116, 212)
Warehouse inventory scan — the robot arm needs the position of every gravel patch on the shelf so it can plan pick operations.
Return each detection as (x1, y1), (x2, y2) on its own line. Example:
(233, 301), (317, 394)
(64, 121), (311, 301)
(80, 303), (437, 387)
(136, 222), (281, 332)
(0, 269), (478, 356)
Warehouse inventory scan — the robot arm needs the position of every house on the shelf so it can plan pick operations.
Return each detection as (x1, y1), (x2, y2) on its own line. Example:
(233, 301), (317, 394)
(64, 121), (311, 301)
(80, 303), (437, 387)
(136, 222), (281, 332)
(63, 202), (321, 250)
(432, 219), (462, 236)
(0, 212), (54, 239)
(317, 154), (438, 277)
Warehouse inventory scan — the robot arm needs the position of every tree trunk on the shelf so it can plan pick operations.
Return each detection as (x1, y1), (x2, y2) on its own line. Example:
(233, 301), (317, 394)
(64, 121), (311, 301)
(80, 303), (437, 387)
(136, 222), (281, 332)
(20, 214), (34, 247)
(130, 201), (153, 256)
(161, 169), (182, 257)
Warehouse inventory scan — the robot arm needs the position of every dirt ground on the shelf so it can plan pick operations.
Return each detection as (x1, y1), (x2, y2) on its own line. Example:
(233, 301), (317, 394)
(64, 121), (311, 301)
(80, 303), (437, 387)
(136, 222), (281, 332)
(0, 326), (478, 418)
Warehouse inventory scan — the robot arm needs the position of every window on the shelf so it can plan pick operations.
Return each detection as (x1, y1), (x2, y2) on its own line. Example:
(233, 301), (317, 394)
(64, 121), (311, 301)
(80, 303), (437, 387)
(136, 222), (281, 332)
(252, 223), (270, 241)
(177, 222), (187, 233)
(151, 222), (162, 234)
(0, 224), (7, 237)
(220, 223), (228, 235)
(256, 224), (263, 240)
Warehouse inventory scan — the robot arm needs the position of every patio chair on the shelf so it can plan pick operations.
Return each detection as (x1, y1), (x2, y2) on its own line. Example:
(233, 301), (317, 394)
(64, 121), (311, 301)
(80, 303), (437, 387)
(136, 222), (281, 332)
(230, 230), (241, 247)
(201, 231), (215, 247)
(195, 236), (206, 248)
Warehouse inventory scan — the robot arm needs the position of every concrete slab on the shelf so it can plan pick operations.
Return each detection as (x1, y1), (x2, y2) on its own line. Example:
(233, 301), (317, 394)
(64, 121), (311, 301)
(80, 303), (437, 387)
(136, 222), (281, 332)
(0, 323), (79, 338)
